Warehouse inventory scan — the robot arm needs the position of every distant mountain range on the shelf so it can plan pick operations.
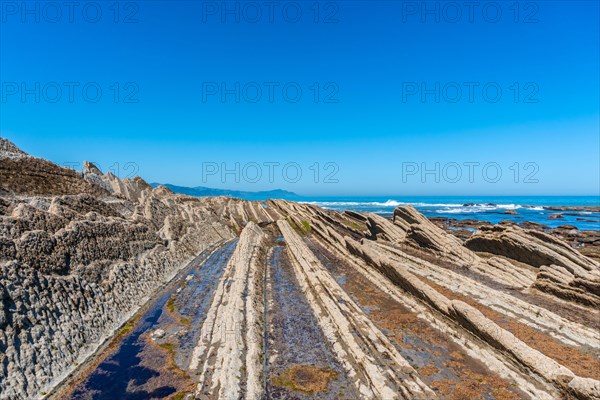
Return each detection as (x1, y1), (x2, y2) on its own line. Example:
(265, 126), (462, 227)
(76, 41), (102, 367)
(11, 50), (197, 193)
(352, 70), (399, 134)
(150, 183), (301, 201)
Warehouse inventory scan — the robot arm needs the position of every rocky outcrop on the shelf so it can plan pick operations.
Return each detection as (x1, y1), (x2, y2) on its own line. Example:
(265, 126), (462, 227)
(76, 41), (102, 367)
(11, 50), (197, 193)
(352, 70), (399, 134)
(450, 300), (583, 390)
(367, 239), (598, 348)
(336, 231), (599, 399)
(393, 206), (475, 266)
(465, 226), (598, 273)
(279, 219), (436, 399)
(305, 230), (556, 398)
(345, 210), (367, 222)
(366, 213), (407, 242)
(81, 161), (152, 203)
(390, 206), (535, 289)
(190, 222), (267, 400)
(465, 225), (600, 307)
(545, 206), (600, 213)
(0, 138), (27, 160)
(484, 256), (537, 288)
(0, 140), (237, 399)
(346, 236), (452, 316)
(0, 157), (107, 197)
(0, 142), (108, 197)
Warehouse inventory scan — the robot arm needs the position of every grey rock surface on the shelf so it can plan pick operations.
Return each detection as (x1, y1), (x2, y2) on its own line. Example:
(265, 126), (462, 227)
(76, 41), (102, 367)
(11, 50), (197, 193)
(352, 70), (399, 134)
(0, 140), (237, 399)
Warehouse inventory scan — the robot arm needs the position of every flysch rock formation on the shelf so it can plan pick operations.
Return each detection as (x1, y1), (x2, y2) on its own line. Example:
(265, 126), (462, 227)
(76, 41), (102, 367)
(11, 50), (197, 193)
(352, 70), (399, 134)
(278, 219), (436, 399)
(1, 138), (599, 400)
(267, 200), (599, 400)
(465, 225), (600, 307)
(0, 140), (237, 398)
(190, 221), (267, 400)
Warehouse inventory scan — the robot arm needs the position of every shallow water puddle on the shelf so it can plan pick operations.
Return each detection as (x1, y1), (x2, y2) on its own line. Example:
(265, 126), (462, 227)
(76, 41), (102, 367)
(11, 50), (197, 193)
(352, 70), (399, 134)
(168, 240), (238, 369)
(266, 245), (359, 399)
(66, 240), (238, 400)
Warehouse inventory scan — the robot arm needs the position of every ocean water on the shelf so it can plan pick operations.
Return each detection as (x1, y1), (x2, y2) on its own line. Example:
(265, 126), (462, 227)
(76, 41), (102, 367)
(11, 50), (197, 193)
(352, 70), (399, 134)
(300, 196), (600, 231)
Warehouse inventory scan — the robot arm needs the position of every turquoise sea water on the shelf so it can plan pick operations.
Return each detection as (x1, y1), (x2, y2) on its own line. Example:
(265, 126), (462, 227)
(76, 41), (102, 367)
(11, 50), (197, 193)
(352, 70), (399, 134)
(300, 196), (600, 231)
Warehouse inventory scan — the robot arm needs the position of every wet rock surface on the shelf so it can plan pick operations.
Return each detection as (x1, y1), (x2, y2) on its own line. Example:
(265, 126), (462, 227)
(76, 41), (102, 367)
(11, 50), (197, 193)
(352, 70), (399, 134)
(64, 241), (237, 400)
(265, 200), (600, 399)
(266, 244), (359, 399)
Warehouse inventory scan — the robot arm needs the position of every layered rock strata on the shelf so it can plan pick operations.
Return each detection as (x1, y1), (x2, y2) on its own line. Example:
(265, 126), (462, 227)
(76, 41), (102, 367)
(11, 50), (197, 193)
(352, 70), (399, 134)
(190, 222), (267, 400)
(278, 219), (436, 399)
(266, 200), (600, 400)
(466, 226), (600, 307)
(0, 141), (236, 398)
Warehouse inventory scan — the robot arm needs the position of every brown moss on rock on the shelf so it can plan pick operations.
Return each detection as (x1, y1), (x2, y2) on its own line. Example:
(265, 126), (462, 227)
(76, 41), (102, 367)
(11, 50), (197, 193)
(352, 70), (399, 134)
(272, 364), (338, 394)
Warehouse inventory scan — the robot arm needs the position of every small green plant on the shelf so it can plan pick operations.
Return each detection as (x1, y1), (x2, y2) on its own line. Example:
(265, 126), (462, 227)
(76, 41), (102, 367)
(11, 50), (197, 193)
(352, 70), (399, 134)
(118, 320), (136, 336)
(340, 218), (363, 230)
(300, 220), (311, 232)
(166, 295), (193, 326)
(159, 342), (176, 355)
(287, 217), (312, 236)
(166, 297), (176, 314)
(272, 365), (338, 395)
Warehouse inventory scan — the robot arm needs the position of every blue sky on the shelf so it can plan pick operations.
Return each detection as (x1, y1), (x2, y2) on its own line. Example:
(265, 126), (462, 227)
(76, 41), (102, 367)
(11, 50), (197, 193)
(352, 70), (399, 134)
(1, 0), (598, 196)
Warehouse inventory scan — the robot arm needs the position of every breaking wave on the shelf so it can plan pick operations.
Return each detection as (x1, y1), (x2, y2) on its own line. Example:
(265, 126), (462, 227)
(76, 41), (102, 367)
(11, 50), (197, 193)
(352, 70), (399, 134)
(304, 200), (530, 211)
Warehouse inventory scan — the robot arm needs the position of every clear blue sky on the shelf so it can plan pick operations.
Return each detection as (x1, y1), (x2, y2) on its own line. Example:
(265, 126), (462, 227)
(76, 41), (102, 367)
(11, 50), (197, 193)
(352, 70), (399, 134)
(1, 1), (598, 196)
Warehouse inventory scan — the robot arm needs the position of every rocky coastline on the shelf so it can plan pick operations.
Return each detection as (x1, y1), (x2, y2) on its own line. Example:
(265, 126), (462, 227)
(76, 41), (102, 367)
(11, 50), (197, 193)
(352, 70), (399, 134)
(1, 138), (599, 400)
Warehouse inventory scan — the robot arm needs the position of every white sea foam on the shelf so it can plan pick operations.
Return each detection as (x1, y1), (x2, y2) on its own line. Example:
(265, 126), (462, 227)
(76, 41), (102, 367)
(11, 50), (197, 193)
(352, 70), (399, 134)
(497, 204), (519, 209)
(303, 200), (407, 207)
(302, 200), (464, 208)
(299, 198), (599, 230)
(302, 200), (573, 215)
(436, 207), (485, 214)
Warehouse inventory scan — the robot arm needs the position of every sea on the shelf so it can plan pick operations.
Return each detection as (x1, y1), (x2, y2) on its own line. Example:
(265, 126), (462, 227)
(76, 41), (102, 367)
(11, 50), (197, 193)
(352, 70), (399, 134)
(299, 196), (600, 231)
